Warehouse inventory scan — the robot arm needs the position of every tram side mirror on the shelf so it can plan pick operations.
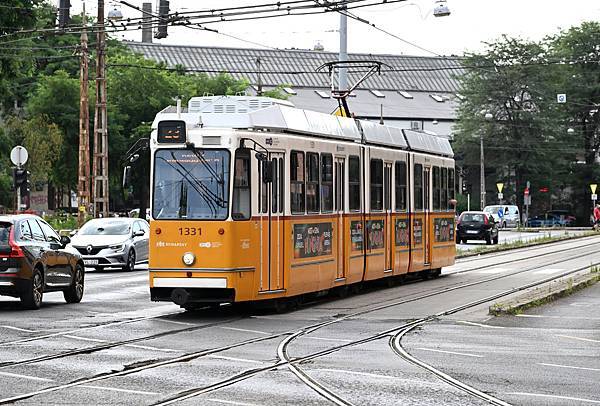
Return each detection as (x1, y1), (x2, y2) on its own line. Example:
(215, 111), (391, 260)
(262, 160), (273, 183)
(122, 166), (132, 189)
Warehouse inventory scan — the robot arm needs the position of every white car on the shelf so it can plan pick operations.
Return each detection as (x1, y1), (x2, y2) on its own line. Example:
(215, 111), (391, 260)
(68, 218), (149, 271)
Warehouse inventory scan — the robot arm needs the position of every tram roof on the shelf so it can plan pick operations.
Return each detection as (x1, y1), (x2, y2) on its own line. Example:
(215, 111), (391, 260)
(155, 96), (453, 157)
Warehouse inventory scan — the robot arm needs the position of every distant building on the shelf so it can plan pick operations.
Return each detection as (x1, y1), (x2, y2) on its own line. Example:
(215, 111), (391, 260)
(126, 42), (464, 139)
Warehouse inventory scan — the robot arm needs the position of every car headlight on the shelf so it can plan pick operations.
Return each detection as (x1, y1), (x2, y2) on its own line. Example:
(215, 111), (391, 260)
(109, 244), (125, 252)
(182, 252), (195, 266)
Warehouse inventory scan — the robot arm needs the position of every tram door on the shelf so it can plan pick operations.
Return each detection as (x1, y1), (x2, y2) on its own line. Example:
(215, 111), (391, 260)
(258, 153), (285, 292)
(384, 163), (393, 272)
(423, 167), (432, 265)
(335, 158), (346, 280)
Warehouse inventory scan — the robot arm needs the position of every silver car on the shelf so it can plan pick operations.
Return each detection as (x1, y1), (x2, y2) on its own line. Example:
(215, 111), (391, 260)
(69, 218), (149, 271)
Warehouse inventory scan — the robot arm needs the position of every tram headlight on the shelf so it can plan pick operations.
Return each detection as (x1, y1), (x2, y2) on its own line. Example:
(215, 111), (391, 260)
(182, 252), (196, 266)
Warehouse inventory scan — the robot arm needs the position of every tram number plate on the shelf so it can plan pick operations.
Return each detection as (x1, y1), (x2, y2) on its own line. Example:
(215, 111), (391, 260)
(84, 259), (99, 265)
(466, 230), (478, 234)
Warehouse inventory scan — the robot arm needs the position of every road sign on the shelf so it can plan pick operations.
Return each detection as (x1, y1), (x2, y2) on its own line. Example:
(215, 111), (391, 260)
(592, 194), (598, 201)
(524, 188), (529, 196)
(498, 192), (503, 199)
(496, 183), (504, 193)
(10, 146), (28, 167)
(590, 184), (597, 194)
(524, 195), (531, 206)
(526, 181), (531, 189)
(557, 94), (567, 103)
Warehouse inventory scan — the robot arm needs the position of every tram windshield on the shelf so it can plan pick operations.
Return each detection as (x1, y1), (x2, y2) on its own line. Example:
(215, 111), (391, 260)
(153, 149), (230, 220)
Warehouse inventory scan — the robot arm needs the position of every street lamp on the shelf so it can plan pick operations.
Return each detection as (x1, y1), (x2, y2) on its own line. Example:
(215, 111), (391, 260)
(480, 111), (493, 209)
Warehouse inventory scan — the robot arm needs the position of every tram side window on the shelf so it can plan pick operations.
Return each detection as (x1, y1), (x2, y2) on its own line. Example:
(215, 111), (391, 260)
(395, 161), (407, 211)
(321, 153), (333, 213)
(290, 151), (305, 214)
(441, 167), (448, 210)
(272, 158), (278, 213)
(414, 163), (423, 210)
(447, 168), (456, 209)
(306, 152), (320, 213)
(232, 149), (251, 220)
(433, 166), (441, 210)
(348, 155), (361, 211)
(370, 159), (383, 211)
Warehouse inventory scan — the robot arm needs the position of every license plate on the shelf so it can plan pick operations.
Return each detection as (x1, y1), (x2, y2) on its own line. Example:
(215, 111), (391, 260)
(84, 259), (99, 265)
(466, 230), (478, 234)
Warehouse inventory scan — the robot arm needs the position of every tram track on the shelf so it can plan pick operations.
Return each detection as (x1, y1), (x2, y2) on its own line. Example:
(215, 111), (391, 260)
(0, 239), (598, 405)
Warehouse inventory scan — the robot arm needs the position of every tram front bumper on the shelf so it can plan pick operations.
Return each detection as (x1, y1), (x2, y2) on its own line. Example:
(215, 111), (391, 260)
(150, 277), (235, 305)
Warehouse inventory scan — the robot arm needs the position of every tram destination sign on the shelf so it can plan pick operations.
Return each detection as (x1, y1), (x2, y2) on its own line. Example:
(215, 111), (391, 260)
(293, 223), (332, 259)
(157, 120), (186, 143)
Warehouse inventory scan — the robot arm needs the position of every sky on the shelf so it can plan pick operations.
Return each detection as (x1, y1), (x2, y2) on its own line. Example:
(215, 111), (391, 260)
(71, 0), (600, 56)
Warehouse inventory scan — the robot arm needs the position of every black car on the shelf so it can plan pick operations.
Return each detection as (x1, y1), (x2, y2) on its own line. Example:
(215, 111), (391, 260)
(456, 211), (499, 245)
(0, 215), (84, 309)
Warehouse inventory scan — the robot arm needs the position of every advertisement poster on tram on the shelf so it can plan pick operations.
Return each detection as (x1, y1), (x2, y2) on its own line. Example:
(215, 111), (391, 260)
(367, 220), (385, 250)
(293, 223), (333, 258)
(395, 219), (410, 246)
(413, 218), (423, 245)
(350, 221), (363, 251)
(434, 218), (454, 242)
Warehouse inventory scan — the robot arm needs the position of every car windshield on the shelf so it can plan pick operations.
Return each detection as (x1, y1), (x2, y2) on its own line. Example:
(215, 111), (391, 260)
(79, 221), (131, 235)
(461, 213), (485, 223)
(0, 223), (10, 245)
(483, 206), (501, 213)
(153, 149), (230, 220)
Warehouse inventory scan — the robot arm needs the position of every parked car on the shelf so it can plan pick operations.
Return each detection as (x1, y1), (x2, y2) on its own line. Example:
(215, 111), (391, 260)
(526, 214), (567, 228)
(456, 211), (499, 245)
(483, 205), (520, 228)
(68, 218), (149, 271)
(547, 210), (576, 226)
(0, 214), (84, 309)
(128, 208), (151, 221)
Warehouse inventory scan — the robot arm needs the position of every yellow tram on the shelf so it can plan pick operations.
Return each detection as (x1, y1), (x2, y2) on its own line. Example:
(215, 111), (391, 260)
(148, 96), (456, 309)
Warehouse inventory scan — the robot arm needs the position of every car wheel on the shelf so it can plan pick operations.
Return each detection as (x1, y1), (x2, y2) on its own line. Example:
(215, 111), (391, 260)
(21, 268), (43, 310)
(493, 235), (499, 244)
(123, 249), (136, 272)
(64, 263), (85, 303)
(462, 239), (467, 244)
(502, 221), (507, 229)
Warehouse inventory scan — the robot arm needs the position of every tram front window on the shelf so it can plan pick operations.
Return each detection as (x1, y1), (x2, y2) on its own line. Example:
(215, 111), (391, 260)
(153, 149), (230, 220)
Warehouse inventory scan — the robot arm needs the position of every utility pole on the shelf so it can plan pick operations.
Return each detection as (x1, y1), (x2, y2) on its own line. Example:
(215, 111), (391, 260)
(78, 2), (90, 226)
(338, 7), (348, 91)
(256, 57), (262, 96)
(480, 132), (486, 209)
(92, 0), (109, 217)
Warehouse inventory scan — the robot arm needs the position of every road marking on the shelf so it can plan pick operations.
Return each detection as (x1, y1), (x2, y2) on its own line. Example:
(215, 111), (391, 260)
(307, 337), (354, 343)
(155, 318), (196, 326)
(314, 368), (396, 380)
(474, 267), (511, 274)
(533, 268), (565, 274)
(0, 325), (37, 332)
(208, 355), (264, 365)
(65, 335), (106, 343)
(538, 362), (600, 372)
(416, 347), (483, 358)
(207, 399), (261, 406)
(515, 314), (544, 318)
(457, 321), (504, 329)
(507, 392), (600, 404)
(0, 371), (53, 382)
(516, 314), (600, 320)
(81, 385), (159, 396)
(557, 334), (600, 343)
(65, 334), (180, 353)
(220, 327), (271, 335)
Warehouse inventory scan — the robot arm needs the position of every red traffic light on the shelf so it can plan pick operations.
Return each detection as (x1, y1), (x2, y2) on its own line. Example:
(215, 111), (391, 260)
(539, 187), (549, 193)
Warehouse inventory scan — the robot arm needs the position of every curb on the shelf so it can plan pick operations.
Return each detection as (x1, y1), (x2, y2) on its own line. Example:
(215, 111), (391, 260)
(489, 270), (600, 315)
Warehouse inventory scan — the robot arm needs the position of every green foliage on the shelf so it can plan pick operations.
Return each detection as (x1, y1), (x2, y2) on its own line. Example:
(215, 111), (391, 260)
(262, 84), (291, 100)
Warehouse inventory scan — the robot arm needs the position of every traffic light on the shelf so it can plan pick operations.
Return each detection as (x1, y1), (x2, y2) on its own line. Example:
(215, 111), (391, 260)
(155, 0), (170, 39)
(58, 0), (71, 29)
(461, 181), (470, 194)
(12, 167), (30, 194)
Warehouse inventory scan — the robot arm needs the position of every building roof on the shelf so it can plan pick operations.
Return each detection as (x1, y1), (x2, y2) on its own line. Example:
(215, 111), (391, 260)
(126, 42), (464, 93)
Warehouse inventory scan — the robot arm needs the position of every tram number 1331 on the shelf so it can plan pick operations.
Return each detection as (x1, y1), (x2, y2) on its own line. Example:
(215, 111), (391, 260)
(178, 227), (202, 236)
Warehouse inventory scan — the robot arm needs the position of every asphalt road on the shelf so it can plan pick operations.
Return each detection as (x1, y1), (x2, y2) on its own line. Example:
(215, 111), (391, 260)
(0, 237), (599, 405)
(457, 228), (588, 251)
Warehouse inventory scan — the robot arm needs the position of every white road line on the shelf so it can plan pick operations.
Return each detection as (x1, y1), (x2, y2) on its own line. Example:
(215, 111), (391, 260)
(507, 392), (600, 404)
(220, 327), (271, 335)
(515, 314), (544, 318)
(64, 335), (107, 343)
(314, 368), (396, 380)
(517, 314), (600, 320)
(65, 334), (180, 353)
(154, 318), (196, 326)
(207, 399), (261, 406)
(416, 347), (483, 358)
(473, 267), (511, 274)
(557, 334), (600, 344)
(0, 325), (37, 332)
(538, 363), (600, 372)
(0, 371), (53, 382)
(306, 337), (354, 343)
(207, 355), (264, 365)
(81, 385), (159, 396)
(532, 268), (566, 275)
(457, 321), (505, 329)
